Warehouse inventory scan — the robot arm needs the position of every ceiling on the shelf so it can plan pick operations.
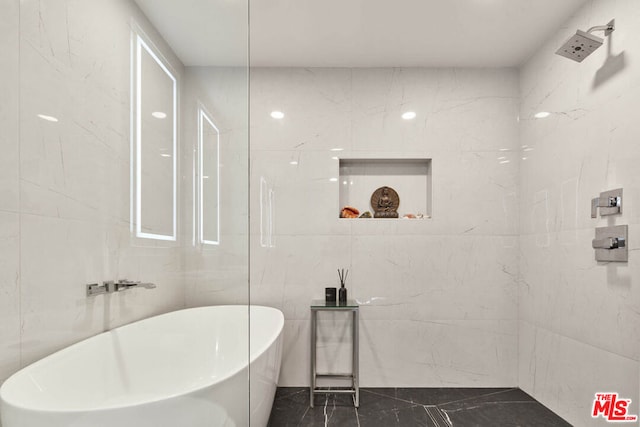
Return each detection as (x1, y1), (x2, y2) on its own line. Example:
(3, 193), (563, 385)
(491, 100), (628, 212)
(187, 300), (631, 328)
(135, 0), (590, 68)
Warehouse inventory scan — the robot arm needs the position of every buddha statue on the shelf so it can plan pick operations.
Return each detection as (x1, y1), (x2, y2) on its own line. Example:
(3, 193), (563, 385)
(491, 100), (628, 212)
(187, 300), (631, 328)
(371, 186), (399, 218)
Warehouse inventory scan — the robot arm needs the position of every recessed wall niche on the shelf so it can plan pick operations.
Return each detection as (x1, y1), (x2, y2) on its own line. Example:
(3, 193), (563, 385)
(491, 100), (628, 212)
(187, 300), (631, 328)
(338, 159), (432, 219)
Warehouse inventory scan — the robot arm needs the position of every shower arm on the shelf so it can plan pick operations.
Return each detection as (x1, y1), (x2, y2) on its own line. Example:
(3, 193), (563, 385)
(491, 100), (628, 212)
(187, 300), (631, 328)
(587, 20), (615, 35)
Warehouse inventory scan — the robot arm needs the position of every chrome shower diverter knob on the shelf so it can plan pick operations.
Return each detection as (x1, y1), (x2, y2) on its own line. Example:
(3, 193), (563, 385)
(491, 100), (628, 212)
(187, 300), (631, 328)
(592, 237), (625, 249)
(591, 188), (622, 218)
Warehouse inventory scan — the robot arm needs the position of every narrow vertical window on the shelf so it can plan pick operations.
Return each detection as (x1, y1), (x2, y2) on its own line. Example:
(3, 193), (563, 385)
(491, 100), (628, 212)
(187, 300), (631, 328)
(198, 107), (220, 245)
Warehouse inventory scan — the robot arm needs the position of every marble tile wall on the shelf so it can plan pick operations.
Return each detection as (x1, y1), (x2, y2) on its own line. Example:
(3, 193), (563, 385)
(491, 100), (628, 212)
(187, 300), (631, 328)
(518, 0), (640, 425)
(0, 0), (187, 389)
(249, 67), (521, 387)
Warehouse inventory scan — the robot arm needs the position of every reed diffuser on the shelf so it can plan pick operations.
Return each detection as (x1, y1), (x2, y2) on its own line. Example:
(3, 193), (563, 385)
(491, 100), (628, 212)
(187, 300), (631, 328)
(338, 268), (348, 304)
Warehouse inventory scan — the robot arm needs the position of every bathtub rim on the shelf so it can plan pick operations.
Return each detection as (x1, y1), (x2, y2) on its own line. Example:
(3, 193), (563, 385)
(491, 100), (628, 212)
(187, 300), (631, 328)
(0, 305), (284, 414)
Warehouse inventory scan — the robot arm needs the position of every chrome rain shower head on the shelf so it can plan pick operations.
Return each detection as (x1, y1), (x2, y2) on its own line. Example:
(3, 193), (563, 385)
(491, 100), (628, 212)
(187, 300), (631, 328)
(555, 19), (615, 62)
(556, 30), (603, 62)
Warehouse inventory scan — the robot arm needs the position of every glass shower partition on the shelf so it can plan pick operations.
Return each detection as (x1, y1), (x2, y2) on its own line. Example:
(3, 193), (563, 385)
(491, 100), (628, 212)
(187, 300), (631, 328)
(2, 0), (250, 425)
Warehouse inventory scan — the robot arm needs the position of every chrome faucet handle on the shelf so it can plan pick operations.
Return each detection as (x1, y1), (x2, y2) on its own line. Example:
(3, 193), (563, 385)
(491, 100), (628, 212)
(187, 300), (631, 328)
(86, 283), (107, 297)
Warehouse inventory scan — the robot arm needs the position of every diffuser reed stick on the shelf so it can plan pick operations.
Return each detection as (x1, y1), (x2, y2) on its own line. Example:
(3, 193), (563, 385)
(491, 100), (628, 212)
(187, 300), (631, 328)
(338, 268), (348, 303)
(337, 268), (349, 286)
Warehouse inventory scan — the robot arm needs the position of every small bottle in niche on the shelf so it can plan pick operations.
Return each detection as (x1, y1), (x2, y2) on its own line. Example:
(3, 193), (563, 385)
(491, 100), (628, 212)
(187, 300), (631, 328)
(339, 283), (347, 304)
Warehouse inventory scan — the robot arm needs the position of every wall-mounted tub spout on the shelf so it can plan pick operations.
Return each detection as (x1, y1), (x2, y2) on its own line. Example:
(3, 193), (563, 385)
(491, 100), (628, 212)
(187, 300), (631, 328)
(86, 280), (157, 297)
(111, 279), (157, 291)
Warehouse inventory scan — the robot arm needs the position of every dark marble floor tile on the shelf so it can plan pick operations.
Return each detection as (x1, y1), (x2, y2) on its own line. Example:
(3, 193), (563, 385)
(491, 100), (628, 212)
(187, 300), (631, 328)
(310, 391), (357, 409)
(301, 394), (359, 427)
(392, 388), (477, 406)
(439, 388), (542, 412)
(358, 389), (418, 413)
(268, 388), (312, 427)
(275, 387), (309, 401)
(439, 390), (571, 427)
(357, 404), (443, 427)
(361, 387), (536, 409)
(440, 388), (537, 408)
(268, 387), (572, 427)
(442, 401), (572, 427)
(268, 388), (358, 427)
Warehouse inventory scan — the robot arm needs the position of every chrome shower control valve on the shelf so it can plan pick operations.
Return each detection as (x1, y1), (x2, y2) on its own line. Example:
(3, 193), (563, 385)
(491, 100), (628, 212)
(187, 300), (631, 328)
(592, 237), (625, 249)
(591, 188), (622, 218)
(592, 225), (628, 262)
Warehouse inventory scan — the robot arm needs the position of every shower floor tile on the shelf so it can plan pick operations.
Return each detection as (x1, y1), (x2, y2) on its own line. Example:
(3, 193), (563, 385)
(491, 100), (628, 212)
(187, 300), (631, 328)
(267, 387), (572, 426)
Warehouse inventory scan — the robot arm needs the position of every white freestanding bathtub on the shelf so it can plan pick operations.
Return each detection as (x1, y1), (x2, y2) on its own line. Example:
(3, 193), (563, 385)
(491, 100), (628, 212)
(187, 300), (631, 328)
(0, 305), (284, 427)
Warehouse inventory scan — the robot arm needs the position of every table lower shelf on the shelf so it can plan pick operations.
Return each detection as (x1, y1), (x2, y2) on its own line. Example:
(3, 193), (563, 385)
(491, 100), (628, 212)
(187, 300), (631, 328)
(310, 375), (359, 407)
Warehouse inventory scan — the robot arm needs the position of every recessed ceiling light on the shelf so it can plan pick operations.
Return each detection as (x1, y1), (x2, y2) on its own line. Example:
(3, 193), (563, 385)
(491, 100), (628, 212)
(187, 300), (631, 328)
(402, 111), (417, 120)
(329, 178), (338, 182)
(534, 111), (551, 119)
(499, 160), (510, 164)
(270, 111), (284, 119)
(37, 114), (59, 123)
(203, 175), (210, 179)
(289, 161), (298, 165)
(152, 111), (167, 119)
(161, 154), (171, 158)
(330, 148), (344, 152)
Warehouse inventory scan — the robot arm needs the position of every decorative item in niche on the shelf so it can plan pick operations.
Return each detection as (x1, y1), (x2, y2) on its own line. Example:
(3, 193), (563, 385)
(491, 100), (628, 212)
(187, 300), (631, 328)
(371, 186), (399, 218)
(359, 211), (372, 218)
(340, 206), (360, 218)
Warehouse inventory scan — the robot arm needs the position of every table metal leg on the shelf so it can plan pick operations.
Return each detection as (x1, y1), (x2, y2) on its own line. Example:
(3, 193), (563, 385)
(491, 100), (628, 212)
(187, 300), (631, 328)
(310, 309), (316, 408)
(353, 309), (359, 408)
